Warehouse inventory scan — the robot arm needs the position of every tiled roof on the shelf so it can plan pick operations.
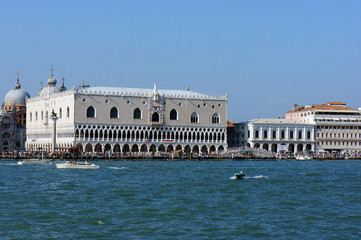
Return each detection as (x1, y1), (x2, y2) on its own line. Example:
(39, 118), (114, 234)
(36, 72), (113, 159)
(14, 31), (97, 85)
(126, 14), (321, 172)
(286, 102), (356, 114)
(227, 120), (235, 127)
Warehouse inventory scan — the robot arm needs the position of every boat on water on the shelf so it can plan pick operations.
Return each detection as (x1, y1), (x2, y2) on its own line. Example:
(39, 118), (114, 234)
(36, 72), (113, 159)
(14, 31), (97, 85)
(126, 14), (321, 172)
(234, 171), (246, 179)
(56, 161), (99, 169)
(17, 159), (50, 165)
(296, 150), (314, 160)
(296, 155), (313, 160)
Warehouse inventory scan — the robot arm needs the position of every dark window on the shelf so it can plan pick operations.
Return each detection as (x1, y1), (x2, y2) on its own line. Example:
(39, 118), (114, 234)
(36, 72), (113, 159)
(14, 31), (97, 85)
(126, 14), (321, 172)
(110, 107), (118, 119)
(307, 131), (311, 139)
(273, 131), (276, 138)
(134, 108), (141, 119)
(290, 131), (294, 139)
(264, 130), (267, 138)
(255, 130), (259, 138)
(212, 113), (220, 124)
(281, 131), (285, 139)
(298, 131), (302, 139)
(170, 109), (177, 120)
(152, 112), (159, 122)
(191, 112), (198, 123)
(87, 106), (95, 118)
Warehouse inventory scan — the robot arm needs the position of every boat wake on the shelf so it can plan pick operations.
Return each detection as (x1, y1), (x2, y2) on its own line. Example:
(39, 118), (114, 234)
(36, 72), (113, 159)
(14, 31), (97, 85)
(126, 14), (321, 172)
(108, 166), (128, 170)
(249, 175), (268, 179)
(230, 175), (268, 180)
(0, 163), (18, 166)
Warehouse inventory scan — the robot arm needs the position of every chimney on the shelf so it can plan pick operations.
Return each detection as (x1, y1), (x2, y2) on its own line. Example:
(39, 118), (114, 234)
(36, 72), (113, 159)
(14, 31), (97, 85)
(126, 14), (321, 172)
(293, 104), (298, 110)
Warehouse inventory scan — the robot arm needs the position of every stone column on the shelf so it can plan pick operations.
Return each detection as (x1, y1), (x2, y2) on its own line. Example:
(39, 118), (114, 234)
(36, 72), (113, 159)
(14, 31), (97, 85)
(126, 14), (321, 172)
(50, 111), (58, 153)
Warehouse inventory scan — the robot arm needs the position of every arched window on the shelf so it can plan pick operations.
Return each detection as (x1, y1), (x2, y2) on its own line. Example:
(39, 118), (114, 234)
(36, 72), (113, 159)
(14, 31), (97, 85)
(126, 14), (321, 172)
(87, 106), (95, 118)
(134, 108), (141, 119)
(67, 107), (70, 118)
(110, 107), (118, 119)
(41, 111), (44, 120)
(191, 112), (198, 123)
(30, 113), (32, 121)
(152, 112), (159, 122)
(59, 108), (62, 118)
(212, 113), (220, 124)
(35, 112), (38, 121)
(170, 109), (177, 120)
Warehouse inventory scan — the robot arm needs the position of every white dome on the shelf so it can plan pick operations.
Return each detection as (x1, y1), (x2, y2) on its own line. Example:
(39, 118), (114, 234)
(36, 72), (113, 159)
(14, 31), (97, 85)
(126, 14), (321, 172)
(4, 79), (30, 107)
(39, 68), (59, 97)
(39, 85), (60, 97)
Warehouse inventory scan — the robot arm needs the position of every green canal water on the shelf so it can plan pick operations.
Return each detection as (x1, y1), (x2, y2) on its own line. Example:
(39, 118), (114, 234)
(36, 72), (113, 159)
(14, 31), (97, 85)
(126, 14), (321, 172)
(1, 160), (360, 239)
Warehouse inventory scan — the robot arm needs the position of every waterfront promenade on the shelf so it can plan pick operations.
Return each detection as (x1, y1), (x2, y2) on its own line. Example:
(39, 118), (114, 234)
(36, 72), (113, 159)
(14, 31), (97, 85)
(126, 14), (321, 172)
(2, 148), (361, 160)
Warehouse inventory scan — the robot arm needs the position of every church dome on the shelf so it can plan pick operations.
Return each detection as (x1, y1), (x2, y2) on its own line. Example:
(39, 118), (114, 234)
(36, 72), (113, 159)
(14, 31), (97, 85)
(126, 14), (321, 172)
(39, 66), (60, 97)
(47, 75), (57, 85)
(4, 76), (30, 107)
(39, 85), (60, 97)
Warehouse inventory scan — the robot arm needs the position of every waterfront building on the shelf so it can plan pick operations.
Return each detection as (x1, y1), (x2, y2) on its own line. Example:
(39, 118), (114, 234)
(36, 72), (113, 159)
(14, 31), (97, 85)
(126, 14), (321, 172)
(0, 110), (16, 151)
(1, 72), (30, 151)
(229, 118), (316, 154)
(26, 70), (228, 155)
(227, 120), (239, 148)
(285, 102), (361, 153)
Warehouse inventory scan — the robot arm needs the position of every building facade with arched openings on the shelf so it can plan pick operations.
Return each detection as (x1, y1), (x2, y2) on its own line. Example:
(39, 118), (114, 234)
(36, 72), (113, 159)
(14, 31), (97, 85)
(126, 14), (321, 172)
(285, 102), (361, 153)
(231, 118), (315, 154)
(26, 78), (228, 155)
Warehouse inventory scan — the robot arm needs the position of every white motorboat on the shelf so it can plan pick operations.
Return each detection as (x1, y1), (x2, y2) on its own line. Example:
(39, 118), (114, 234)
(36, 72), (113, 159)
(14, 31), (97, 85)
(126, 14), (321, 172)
(56, 161), (99, 169)
(296, 155), (313, 160)
(17, 159), (50, 165)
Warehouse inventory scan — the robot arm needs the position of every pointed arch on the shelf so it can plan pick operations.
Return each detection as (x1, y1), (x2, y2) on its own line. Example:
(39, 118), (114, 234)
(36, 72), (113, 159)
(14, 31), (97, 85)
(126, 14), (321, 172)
(191, 112), (198, 123)
(140, 144), (148, 152)
(212, 113), (220, 124)
(134, 108), (142, 119)
(104, 144), (111, 151)
(131, 144), (139, 152)
(150, 144), (157, 153)
(85, 143), (93, 152)
(152, 112), (159, 122)
(95, 143), (102, 152)
(110, 107), (118, 118)
(113, 144), (121, 153)
(87, 106), (95, 118)
(123, 144), (130, 153)
(167, 145), (174, 152)
(201, 145), (208, 154)
(170, 109), (177, 120)
(158, 144), (165, 152)
(76, 143), (83, 152)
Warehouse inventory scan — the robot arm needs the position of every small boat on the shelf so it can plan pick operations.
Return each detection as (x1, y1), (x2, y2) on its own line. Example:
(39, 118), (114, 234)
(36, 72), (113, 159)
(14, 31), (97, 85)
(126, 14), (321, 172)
(17, 159), (50, 165)
(56, 161), (99, 169)
(234, 171), (246, 179)
(296, 155), (313, 160)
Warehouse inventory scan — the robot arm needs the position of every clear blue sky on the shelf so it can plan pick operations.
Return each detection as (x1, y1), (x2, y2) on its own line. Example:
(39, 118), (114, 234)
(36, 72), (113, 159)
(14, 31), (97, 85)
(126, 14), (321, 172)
(1, 0), (360, 121)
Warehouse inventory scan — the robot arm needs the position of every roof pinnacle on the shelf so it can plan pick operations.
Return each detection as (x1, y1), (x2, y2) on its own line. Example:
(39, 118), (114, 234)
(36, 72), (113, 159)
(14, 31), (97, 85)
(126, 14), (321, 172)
(15, 70), (21, 89)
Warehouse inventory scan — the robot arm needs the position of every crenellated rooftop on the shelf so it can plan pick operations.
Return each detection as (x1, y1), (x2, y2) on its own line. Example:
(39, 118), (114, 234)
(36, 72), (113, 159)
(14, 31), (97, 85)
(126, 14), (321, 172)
(76, 86), (227, 100)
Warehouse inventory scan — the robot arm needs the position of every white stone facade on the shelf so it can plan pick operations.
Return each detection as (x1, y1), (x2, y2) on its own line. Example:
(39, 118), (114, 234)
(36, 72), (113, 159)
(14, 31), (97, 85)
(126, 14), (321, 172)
(232, 119), (316, 154)
(26, 82), (228, 154)
(285, 102), (361, 153)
